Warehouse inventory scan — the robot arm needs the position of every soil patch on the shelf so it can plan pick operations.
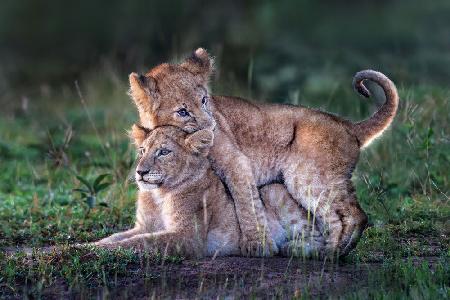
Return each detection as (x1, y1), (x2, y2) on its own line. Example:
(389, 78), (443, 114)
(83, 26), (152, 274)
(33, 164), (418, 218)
(1, 248), (442, 299)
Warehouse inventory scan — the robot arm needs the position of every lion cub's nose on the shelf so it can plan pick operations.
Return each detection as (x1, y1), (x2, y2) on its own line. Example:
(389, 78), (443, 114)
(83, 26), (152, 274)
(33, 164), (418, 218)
(136, 169), (149, 177)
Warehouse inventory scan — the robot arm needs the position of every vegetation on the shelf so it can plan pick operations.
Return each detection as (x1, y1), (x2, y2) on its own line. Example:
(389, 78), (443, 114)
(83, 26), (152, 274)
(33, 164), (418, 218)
(348, 258), (449, 299)
(0, 0), (449, 298)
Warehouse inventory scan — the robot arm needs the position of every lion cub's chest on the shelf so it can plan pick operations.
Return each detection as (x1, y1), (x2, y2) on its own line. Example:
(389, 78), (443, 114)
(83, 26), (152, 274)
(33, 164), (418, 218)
(149, 189), (174, 229)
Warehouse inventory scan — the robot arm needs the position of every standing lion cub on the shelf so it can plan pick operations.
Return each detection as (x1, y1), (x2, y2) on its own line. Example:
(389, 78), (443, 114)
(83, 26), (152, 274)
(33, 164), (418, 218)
(94, 125), (324, 258)
(128, 48), (399, 257)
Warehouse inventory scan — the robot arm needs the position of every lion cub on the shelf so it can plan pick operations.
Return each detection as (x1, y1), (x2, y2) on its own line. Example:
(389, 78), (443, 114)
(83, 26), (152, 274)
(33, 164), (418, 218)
(128, 48), (399, 256)
(95, 125), (323, 258)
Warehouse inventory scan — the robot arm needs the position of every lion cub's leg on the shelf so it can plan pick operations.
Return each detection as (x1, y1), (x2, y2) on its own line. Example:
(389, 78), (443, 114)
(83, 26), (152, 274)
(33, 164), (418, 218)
(94, 191), (164, 246)
(94, 227), (144, 246)
(209, 136), (277, 256)
(315, 181), (367, 257)
(282, 166), (367, 258)
(260, 184), (324, 258)
(101, 231), (205, 258)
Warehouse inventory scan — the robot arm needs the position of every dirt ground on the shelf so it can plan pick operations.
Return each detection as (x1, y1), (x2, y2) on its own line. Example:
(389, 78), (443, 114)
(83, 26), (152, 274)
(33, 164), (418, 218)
(120, 257), (375, 299)
(1, 255), (381, 299)
(2, 245), (445, 299)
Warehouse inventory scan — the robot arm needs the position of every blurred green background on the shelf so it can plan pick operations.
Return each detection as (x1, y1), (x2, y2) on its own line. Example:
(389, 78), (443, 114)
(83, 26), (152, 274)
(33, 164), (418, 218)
(1, 0), (450, 92)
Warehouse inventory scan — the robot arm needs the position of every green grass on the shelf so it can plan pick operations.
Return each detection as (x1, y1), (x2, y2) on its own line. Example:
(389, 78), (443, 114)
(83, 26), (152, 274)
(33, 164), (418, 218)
(346, 257), (449, 299)
(0, 62), (449, 298)
(0, 246), (183, 298)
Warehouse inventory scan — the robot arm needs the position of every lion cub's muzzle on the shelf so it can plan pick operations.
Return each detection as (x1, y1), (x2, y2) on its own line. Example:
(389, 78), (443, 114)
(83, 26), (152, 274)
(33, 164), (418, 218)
(135, 169), (163, 185)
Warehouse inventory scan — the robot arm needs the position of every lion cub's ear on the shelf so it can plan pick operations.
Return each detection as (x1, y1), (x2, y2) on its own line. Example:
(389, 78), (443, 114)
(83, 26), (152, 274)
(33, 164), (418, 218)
(130, 124), (150, 146)
(129, 73), (158, 114)
(180, 48), (214, 85)
(185, 129), (214, 157)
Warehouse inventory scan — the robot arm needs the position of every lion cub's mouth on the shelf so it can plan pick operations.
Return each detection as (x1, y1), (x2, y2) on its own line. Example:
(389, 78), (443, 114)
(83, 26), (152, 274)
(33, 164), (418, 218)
(141, 173), (163, 183)
(137, 173), (164, 191)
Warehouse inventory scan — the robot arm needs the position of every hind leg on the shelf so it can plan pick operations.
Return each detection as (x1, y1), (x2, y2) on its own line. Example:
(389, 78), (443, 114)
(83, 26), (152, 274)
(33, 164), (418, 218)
(336, 186), (368, 255)
(260, 184), (325, 258)
(282, 167), (367, 257)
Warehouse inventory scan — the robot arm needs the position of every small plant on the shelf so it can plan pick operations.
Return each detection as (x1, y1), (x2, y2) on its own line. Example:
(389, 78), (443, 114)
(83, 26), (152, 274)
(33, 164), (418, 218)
(47, 126), (73, 167)
(73, 173), (112, 209)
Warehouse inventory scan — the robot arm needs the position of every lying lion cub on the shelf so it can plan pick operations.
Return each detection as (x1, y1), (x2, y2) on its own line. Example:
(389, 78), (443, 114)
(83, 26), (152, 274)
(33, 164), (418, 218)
(94, 125), (323, 258)
(128, 48), (398, 256)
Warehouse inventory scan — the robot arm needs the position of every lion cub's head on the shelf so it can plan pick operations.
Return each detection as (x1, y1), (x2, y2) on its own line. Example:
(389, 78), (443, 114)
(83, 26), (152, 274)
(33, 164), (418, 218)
(129, 48), (215, 133)
(131, 124), (214, 191)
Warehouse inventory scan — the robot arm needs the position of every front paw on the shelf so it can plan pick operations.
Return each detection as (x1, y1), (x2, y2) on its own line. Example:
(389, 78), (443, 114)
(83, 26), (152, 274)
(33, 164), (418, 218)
(240, 236), (278, 257)
(76, 241), (104, 248)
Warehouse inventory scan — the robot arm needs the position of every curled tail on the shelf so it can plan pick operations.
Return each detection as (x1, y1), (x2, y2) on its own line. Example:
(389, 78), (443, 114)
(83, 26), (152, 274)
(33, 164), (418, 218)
(351, 70), (399, 148)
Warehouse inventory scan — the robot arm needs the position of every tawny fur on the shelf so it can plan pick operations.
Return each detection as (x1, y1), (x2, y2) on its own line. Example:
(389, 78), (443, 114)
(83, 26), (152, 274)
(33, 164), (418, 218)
(95, 126), (324, 258)
(128, 48), (398, 256)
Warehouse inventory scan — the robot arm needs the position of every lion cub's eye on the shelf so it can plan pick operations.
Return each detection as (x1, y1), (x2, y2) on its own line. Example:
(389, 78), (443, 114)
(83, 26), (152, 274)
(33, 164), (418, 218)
(157, 149), (172, 156)
(177, 108), (190, 117)
(201, 96), (208, 105)
(138, 147), (145, 156)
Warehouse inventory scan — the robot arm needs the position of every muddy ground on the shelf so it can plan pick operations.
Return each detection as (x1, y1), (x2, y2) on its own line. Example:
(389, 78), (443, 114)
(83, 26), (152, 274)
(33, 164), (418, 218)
(2, 253), (441, 299)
